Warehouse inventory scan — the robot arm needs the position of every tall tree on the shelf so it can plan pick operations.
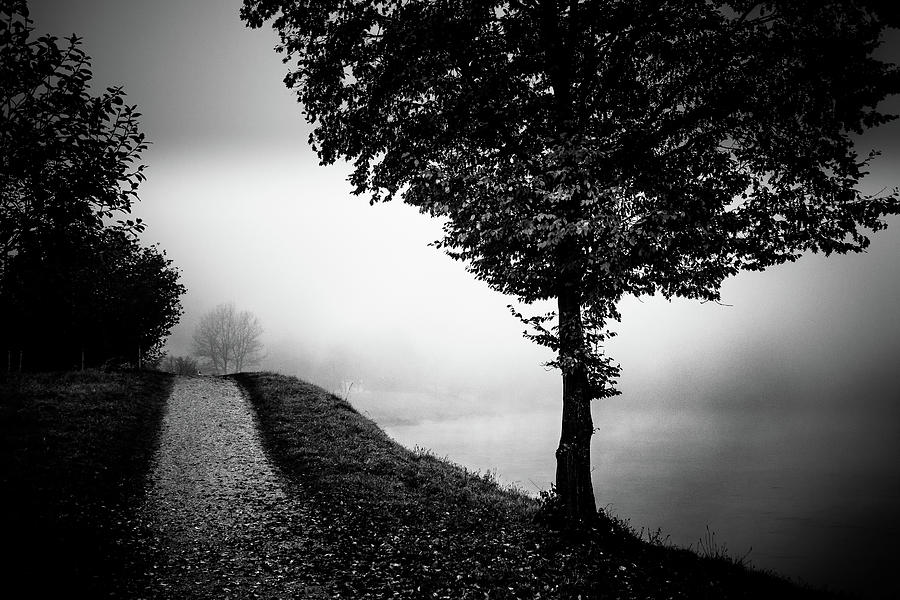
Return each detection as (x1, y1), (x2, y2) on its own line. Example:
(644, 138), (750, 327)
(192, 303), (264, 374)
(242, 0), (900, 525)
(1, 0), (184, 369)
(1, 0), (147, 268)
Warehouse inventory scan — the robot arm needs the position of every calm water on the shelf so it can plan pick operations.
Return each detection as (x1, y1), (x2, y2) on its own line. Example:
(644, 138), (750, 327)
(351, 391), (899, 599)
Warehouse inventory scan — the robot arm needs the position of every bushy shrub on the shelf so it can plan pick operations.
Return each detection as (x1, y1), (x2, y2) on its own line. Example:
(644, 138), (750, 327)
(158, 355), (199, 375)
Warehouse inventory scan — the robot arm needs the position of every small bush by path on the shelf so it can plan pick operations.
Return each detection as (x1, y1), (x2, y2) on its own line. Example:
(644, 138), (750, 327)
(234, 371), (843, 599)
(0, 370), (173, 598)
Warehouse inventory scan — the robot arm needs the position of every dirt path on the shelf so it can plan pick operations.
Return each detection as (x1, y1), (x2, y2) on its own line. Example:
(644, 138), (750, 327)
(133, 376), (327, 599)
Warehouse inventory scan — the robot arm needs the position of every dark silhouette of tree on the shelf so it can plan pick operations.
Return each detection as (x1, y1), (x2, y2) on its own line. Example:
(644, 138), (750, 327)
(1, 1), (184, 370)
(243, 0), (900, 525)
(1, 1), (147, 263)
(91, 228), (185, 367)
(1, 224), (184, 369)
(192, 303), (264, 375)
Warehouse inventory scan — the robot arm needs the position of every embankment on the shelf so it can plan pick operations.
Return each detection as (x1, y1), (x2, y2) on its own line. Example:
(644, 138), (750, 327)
(234, 371), (843, 599)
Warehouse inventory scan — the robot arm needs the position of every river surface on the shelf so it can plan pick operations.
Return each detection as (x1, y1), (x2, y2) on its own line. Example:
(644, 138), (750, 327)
(350, 389), (899, 599)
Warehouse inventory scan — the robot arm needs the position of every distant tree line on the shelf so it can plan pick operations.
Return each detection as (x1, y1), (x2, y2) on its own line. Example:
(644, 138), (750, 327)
(1, 0), (185, 371)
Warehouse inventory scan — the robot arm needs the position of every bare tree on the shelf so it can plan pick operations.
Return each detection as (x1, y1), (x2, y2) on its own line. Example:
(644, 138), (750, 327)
(191, 303), (263, 374)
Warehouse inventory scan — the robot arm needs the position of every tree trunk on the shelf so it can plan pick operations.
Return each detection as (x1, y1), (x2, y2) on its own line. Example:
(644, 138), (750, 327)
(539, 1), (594, 525)
(555, 286), (597, 526)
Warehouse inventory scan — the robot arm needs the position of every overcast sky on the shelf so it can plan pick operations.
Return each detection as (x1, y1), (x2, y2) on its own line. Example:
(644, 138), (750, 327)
(26, 1), (900, 592)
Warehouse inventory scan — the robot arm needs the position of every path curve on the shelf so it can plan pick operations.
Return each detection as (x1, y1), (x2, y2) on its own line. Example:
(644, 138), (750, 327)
(134, 376), (326, 599)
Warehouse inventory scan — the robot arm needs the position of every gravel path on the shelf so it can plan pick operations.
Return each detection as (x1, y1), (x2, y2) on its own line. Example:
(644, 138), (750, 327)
(133, 377), (328, 599)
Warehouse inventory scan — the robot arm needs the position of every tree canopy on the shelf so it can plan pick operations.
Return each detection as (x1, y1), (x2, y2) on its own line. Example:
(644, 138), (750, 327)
(243, 0), (900, 523)
(1, 0), (184, 370)
(1, 0), (147, 256)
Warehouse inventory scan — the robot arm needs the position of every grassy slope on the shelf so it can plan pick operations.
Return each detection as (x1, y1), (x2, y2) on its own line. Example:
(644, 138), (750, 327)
(0, 370), (173, 598)
(234, 371), (843, 600)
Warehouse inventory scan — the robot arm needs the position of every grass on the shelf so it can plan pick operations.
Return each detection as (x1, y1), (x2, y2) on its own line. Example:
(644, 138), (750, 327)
(233, 371), (847, 599)
(0, 369), (173, 598)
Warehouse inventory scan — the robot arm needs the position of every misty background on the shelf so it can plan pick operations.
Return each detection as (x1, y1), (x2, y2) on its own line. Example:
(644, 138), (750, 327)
(30, 1), (900, 597)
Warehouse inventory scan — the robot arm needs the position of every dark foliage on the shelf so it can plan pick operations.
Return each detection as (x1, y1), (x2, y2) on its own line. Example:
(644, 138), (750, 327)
(0, 1), (184, 370)
(1, 226), (185, 370)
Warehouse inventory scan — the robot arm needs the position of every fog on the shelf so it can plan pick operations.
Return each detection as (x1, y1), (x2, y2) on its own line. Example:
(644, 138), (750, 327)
(29, 1), (900, 595)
